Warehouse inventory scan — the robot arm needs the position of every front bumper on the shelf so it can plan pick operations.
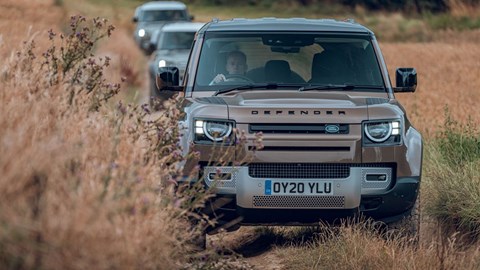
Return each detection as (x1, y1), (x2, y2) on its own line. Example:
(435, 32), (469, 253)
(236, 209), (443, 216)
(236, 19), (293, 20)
(200, 164), (417, 224)
(360, 176), (420, 223)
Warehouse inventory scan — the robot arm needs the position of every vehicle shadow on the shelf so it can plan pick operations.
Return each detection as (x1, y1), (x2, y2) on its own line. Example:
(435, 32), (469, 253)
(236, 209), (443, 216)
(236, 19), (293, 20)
(209, 226), (329, 258)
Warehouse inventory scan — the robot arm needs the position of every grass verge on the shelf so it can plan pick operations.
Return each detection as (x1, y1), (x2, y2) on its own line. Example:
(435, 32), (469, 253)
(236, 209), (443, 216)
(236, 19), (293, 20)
(276, 221), (480, 270)
(424, 108), (480, 235)
(0, 14), (240, 269)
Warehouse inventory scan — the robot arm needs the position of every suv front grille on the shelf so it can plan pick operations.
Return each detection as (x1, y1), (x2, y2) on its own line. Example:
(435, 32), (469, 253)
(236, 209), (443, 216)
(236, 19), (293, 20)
(249, 123), (349, 134)
(249, 163), (350, 179)
(248, 163), (395, 179)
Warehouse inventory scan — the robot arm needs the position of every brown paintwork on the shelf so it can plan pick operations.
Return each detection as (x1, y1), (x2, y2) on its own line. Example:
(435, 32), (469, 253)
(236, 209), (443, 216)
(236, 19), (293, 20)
(168, 18), (422, 227)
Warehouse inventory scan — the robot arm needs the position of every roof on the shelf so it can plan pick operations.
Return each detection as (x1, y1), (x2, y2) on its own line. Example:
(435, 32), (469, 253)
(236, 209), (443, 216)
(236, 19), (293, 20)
(140, 1), (187, 11)
(199, 18), (372, 34)
(161, 22), (205, 32)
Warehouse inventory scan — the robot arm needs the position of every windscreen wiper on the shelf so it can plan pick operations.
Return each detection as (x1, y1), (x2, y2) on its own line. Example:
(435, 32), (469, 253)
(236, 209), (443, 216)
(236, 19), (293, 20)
(214, 83), (297, 96)
(298, 84), (385, 92)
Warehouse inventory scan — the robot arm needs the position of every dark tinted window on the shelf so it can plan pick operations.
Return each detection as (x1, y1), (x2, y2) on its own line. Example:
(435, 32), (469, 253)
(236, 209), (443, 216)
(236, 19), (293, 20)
(159, 31), (196, 50)
(141, 10), (187, 22)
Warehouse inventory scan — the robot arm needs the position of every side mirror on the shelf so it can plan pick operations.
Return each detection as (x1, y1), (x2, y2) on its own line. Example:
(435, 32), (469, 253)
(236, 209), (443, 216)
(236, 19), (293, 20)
(394, 68), (417, 93)
(132, 17), (138, 23)
(189, 15), (195, 21)
(156, 67), (182, 91)
(145, 43), (156, 55)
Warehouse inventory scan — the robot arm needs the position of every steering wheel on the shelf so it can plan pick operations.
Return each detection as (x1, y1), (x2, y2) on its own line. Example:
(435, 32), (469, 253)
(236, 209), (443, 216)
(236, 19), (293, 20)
(224, 74), (254, 83)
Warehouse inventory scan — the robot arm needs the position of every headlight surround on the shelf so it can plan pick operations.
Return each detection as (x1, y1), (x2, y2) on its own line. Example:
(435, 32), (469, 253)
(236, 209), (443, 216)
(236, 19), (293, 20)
(194, 119), (235, 144)
(363, 120), (402, 145)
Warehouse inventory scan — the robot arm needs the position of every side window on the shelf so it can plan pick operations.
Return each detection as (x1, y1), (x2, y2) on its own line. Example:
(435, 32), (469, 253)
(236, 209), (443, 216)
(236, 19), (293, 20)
(194, 40), (217, 86)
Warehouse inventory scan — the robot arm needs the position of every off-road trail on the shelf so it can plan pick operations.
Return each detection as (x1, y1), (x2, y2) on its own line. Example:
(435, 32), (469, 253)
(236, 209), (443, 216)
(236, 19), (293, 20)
(209, 227), (286, 269)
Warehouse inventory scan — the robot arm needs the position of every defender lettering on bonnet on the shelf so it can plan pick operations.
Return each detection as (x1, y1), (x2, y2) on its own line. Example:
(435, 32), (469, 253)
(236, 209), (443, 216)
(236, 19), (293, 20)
(251, 110), (346, 115)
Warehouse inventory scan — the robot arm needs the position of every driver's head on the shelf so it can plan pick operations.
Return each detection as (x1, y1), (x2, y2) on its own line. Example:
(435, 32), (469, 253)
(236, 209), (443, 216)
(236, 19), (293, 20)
(226, 51), (247, 75)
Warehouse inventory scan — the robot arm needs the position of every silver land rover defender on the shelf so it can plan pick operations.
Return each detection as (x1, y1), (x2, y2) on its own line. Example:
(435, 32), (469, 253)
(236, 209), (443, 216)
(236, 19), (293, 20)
(156, 18), (422, 247)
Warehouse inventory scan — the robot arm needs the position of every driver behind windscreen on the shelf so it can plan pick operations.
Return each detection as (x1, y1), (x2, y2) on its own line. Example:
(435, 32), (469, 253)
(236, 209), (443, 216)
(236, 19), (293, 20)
(210, 51), (248, 85)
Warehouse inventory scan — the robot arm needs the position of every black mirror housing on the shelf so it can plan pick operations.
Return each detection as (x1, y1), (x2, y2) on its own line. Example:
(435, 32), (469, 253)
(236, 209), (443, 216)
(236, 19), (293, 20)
(144, 43), (155, 56)
(156, 67), (181, 91)
(394, 68), (417, 93)
(132, 17), (138, 23)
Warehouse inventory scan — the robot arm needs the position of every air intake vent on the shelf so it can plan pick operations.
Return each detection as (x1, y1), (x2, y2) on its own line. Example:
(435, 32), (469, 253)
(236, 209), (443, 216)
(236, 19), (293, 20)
(248, 146), (350, 152)
(253, 195), (345, 208)
(249, 163), (351, 179)
(249, 123), (349, 134)
(248, 163), (395, 179)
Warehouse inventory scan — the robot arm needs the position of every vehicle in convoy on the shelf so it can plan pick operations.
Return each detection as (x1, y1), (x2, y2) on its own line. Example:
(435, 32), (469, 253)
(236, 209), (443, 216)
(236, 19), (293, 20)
(156, 18), (422, 248)
(148, 22), (204, 107)
(132, 1), (193, 53)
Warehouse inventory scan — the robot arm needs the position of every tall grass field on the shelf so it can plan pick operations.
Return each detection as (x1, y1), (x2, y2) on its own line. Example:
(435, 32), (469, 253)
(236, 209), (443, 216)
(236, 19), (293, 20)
(1, 0), (480, 269)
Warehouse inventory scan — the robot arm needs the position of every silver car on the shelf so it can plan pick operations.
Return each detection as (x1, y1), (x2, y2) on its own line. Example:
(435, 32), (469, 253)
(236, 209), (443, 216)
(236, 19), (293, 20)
(132, 1), (193, 53)
(148, 22), (204, 107)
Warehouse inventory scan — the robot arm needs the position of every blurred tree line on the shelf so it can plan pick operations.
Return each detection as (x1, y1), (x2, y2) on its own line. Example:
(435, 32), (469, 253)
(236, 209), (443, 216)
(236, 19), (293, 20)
(181, 0), (480, 13)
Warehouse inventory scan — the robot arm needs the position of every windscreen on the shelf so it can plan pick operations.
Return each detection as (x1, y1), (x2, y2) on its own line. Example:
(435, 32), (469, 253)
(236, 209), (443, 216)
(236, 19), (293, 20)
(140, 10), (187, 22)
(159, 31), (196, 50)
(194, 32), (384, 91)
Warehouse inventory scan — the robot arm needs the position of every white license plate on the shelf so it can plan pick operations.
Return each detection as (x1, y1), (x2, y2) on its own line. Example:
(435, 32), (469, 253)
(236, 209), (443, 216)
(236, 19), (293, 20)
(264, 180), (333, 195)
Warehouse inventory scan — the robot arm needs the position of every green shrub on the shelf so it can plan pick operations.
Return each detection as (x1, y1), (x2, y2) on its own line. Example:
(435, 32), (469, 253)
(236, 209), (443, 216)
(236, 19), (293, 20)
(427, 13), (480, 30)
(424, 108), (480, 235)
(437, 107), (480, 167)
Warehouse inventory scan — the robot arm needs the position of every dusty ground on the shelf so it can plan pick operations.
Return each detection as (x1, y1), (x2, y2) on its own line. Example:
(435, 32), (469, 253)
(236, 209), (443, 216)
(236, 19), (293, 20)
(209, 227), (286, 269)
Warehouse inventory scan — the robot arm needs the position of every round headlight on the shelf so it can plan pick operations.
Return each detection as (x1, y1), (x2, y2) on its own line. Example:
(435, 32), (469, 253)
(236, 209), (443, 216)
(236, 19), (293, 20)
(364, 122), (392, 143)
(138, 29), (146, 37)
(204, 121), (232, 142)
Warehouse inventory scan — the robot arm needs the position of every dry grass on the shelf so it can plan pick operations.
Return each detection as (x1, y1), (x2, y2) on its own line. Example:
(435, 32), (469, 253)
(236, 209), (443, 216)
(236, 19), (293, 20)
(0, 35), (182, 270)
(0, 0), (66, 59)
(1, 0), (480, 269)
(381, 40), (480, 136)
(61, 0), (148, 91)
(448, 0), (480, 17)
(0, 2), (210, 269)
(275, 222), (480, 270)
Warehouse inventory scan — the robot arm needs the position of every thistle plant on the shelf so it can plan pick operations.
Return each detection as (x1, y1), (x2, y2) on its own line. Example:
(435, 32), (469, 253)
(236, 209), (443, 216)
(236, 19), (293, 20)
(40, 15), (119, 110)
